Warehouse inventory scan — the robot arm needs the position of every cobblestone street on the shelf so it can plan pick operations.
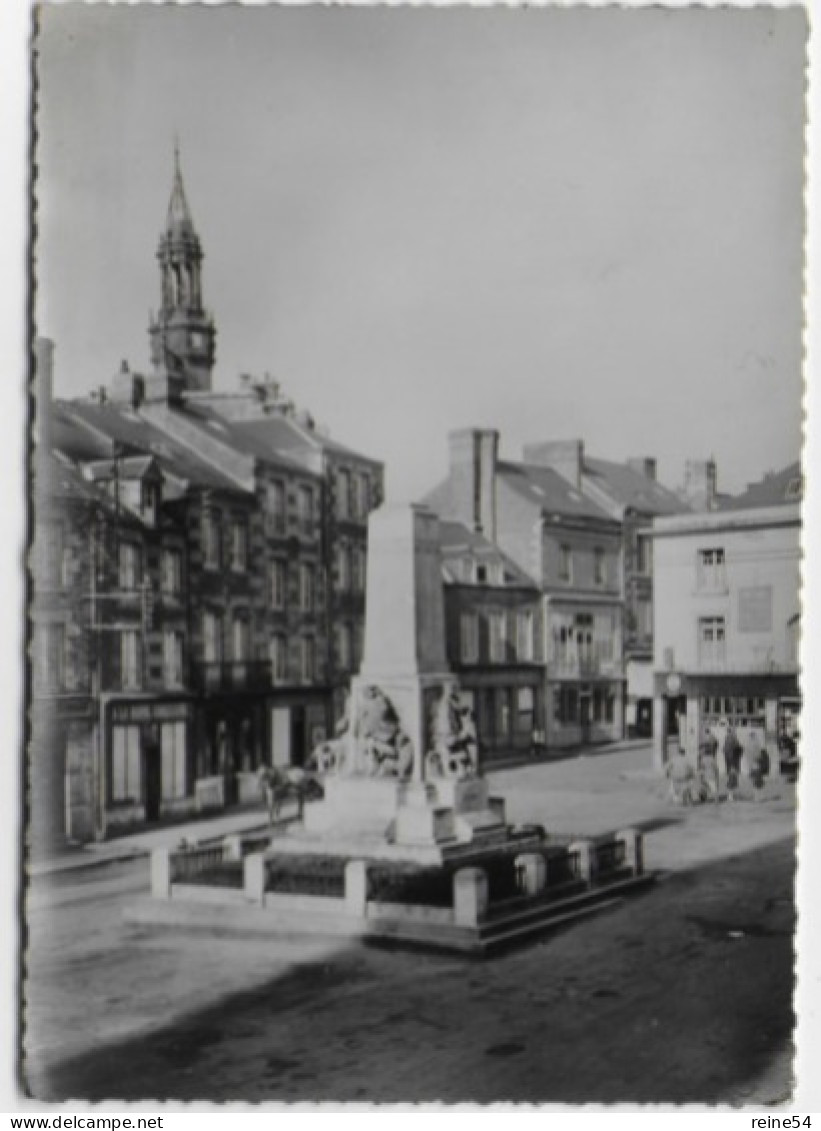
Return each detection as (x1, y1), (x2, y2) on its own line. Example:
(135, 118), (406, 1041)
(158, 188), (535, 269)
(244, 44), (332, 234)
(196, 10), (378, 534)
(23, 744), (799, 1106)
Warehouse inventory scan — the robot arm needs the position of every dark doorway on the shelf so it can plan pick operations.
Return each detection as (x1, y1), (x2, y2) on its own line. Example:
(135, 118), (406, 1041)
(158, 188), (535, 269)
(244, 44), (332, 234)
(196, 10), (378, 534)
(290, 707), (306, 767)
(580, 694), (591, 745)
(144, 738), (161, 822)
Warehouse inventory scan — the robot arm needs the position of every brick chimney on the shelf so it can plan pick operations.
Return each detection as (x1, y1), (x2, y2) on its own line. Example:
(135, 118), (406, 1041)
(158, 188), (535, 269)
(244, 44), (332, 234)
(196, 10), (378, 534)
(447, 428), (499, 540)
(682, 459), (718, 511)
(34, 337), (54, 452)
(627, 457), (657, 481)
(522, 439), (584, 489)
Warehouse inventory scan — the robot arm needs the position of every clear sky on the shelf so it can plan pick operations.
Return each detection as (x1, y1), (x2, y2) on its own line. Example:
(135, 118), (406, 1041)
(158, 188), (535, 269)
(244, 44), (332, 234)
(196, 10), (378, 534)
(35, 4), (806, 503)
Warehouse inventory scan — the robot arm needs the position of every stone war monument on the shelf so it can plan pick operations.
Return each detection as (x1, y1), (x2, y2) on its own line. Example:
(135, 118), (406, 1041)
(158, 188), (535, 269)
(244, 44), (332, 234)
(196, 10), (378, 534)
(301, 503), (507, 861)
(137, 500), (648, 951)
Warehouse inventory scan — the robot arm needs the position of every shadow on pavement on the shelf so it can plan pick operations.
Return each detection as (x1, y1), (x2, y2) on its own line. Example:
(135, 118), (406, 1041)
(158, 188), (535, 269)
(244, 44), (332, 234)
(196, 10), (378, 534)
(23, 834), (797, 1106)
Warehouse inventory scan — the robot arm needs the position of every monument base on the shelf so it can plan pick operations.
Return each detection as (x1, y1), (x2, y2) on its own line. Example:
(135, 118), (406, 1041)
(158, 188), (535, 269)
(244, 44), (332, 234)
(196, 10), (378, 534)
(302, 777), (399, 838)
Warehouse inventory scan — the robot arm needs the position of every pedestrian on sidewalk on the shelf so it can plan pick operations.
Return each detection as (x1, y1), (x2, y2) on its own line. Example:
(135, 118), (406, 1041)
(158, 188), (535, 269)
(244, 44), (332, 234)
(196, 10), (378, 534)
(724, 725), (742, 801)
(747, 731), (770, 795)
(666, 751), (699, 806)
(698, 726), (720, 803)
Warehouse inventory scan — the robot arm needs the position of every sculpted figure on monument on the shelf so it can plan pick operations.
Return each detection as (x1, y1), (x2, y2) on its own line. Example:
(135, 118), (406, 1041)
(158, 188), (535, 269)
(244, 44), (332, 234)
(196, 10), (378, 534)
(354, 685), (414, 778)
(311, 694), (351, 776)
(426, 686), (479, 781)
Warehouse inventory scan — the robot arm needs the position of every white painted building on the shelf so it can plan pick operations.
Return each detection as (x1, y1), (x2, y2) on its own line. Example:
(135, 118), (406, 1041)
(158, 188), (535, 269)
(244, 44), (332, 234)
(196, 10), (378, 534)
(651, 466), (801, 774)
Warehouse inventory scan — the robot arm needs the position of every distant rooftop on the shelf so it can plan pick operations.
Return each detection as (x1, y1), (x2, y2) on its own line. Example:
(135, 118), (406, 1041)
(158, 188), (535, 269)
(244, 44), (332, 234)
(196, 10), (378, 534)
(719, 462), (803, 510)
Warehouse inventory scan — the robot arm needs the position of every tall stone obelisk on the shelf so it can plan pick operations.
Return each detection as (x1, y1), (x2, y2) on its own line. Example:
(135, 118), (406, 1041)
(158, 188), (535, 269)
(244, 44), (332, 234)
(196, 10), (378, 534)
(303, 503), (505, 858)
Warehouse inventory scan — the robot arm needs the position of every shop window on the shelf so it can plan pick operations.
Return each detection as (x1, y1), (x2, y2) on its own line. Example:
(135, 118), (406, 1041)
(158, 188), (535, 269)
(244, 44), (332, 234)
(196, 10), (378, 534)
(161, 722), (187, 800)
(111, 725), (141, 804)
(517, 686), (535, 732)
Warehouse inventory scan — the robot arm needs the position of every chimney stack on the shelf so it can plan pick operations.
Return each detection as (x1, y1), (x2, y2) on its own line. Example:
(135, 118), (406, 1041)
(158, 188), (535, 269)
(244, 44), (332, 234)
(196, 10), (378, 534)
(522, 439), (584, 489)
(627, 457), (657, 482)
(682, 459), (718, 511)
(447, 428), (499, 541)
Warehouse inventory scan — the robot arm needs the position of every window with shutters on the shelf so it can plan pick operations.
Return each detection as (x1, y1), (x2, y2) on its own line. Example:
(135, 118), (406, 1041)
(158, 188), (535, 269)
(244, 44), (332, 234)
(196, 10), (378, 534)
(118, 542), (141, 591)
(161, 548), (182, 595)
(120, 630), (141, 690)
(269, 634), (287, 684)
(270, 560), (286, 609)
(163, 630), (184, 688)
(203, 611), (221, 663)
(697, 548), (726, 591)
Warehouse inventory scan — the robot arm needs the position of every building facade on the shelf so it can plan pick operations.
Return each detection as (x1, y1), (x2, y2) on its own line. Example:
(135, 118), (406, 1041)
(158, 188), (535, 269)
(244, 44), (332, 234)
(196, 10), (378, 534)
(439, 519), (545, 766)
(425, 429), (625, 751)
(519, 440), (690, 738)
(651, 467), (802, 775)
(30, 152), (383, 847)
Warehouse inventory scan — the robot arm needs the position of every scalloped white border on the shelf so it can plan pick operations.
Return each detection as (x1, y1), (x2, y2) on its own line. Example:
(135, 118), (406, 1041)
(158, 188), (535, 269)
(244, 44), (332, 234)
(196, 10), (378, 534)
(2, 0), (818, 1122)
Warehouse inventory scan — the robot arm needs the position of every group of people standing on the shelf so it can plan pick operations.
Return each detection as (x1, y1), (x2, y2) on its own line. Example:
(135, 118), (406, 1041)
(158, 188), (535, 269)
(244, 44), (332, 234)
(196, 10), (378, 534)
(667, 723), (770, 805)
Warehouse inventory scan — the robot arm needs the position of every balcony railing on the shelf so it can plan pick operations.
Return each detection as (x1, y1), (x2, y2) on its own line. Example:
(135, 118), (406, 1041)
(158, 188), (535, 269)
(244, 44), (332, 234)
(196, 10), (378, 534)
(191, 660), (273, 694)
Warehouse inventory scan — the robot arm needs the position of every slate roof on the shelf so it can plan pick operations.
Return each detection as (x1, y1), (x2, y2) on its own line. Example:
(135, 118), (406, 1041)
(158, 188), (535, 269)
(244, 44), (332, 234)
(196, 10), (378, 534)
(498, 461), (616, 523)
(178, 404), (318, 473)
(186, 406), (380, 467)
(719, 462), (803, 510)
(584, 457), (689, 516)
(55, 401), (248, 493)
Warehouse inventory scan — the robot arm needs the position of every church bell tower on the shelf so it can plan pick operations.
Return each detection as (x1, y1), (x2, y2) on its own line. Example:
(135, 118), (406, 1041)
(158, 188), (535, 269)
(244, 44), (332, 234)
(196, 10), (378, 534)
(148, 144), (216, 393)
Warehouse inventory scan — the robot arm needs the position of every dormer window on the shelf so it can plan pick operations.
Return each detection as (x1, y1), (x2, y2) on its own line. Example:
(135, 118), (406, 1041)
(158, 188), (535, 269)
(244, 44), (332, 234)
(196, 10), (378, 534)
(785, 476), (802, 500)
(141, 482), (159, 526)
(474, 564), (488, 584)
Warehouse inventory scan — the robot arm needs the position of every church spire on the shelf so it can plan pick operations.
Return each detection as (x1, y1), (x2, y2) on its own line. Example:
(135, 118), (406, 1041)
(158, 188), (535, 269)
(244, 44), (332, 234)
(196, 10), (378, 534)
(148, 142), (216, 394)
(166, 138), (196, 239)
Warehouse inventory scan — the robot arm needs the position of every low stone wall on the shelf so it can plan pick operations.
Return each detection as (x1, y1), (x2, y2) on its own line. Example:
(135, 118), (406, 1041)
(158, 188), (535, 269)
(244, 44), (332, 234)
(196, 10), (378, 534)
(150, 828), (645, 935)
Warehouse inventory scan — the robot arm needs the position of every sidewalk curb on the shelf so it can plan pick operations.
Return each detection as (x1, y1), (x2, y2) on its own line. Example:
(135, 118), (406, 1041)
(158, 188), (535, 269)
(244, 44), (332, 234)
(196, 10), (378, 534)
(28, 817), (274, 880)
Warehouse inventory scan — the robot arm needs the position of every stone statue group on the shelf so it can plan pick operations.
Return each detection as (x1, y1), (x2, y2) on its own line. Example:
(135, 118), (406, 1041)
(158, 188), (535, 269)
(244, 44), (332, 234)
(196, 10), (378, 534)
(312, 683), (479, 782)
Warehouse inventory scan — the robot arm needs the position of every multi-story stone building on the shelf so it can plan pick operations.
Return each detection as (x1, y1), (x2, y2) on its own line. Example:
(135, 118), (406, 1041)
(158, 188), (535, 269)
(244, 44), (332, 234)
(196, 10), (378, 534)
(651, 463), (802, 774)
(30, 151), (383, 846)
(439, 519), (545, 766)
(425, 430), (624, 750)
(520, 440), (689, 737)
